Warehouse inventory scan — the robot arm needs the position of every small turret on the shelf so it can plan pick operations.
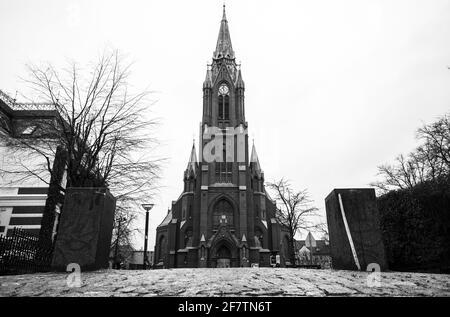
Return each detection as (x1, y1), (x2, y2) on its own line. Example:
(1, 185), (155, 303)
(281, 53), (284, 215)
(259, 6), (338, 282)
(235, 67), (245, 89)
(183, 142), (198, 192)
(203, 66), (213, 89)
(250, 143), (262, 175)
(250, 143), (264, 192)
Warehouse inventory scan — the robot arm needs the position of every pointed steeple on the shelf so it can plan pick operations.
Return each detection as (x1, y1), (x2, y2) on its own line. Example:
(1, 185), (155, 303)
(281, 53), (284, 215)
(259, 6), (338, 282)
(213, 4), (235, 60)
(186, 142), (198, 174)
(250, 143), (261, 171)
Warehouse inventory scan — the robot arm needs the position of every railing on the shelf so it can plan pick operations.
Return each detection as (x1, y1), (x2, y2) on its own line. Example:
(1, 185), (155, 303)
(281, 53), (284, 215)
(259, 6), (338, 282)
(0, 89), (16, 108)
(11, 103), (56, 111)
(0, 89), (55, 111)
(0, 227), (53, 275)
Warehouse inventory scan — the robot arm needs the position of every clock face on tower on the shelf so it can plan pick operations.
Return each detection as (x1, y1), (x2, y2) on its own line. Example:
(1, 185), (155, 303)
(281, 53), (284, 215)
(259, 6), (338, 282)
(218, 84), (229, 96)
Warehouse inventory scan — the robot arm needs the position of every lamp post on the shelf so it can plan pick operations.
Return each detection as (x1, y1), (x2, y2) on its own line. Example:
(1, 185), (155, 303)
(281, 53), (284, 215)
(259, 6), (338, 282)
(141, 203), (154, 269)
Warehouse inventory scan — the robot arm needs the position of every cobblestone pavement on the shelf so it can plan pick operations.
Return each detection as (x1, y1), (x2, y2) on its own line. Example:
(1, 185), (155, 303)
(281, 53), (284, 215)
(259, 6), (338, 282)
(1, 268), (449, 297)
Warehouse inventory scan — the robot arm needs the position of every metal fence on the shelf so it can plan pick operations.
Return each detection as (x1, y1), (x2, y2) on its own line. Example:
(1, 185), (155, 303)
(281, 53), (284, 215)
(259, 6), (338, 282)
(0, 227), (53, 275)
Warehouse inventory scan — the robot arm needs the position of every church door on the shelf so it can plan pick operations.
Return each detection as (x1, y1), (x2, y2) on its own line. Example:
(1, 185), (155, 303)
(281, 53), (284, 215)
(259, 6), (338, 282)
(217, 258), (231, 268)
(216, 245), (231, 268)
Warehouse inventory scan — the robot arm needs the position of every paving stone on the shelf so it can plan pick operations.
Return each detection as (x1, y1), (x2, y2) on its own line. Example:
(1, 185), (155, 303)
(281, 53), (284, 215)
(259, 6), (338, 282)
(117, 286), (137, 293)
(0, 268), (449, 297)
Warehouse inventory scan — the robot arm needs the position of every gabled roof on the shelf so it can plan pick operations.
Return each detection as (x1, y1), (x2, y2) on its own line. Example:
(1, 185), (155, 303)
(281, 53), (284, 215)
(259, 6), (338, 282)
(157, 210), (173, 228)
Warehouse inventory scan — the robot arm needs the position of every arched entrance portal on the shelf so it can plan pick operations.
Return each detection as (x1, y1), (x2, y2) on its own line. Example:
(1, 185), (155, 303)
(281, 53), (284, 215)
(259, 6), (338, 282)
(216, 245), (231, 268)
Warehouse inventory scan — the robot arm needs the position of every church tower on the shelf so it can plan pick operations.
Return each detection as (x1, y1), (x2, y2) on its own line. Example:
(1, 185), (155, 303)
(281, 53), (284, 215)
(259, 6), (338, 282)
(154, 5), (287, 269)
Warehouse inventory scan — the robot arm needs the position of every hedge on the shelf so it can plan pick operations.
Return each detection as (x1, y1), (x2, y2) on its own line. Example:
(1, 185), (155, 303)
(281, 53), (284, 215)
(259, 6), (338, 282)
(377, 177), (450, 273)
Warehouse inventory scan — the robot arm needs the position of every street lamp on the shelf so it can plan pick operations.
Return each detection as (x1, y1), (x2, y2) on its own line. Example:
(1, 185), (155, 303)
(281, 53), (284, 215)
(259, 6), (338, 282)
(141, 203), (154, 270)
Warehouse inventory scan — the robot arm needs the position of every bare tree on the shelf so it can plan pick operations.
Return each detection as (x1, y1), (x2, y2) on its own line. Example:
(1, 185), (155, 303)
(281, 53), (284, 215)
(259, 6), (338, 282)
(372, 113), (450, 194)
(371, 154), (423, 192)
(266, 178), (321, 265)
(417, 113), (450, 172)
(2, 50), (162, 246)
(110, 204), (140, 268)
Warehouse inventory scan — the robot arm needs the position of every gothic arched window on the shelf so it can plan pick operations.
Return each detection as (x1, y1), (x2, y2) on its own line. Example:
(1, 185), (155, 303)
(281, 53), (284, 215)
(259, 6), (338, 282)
(158, 235), (167, 262)
(213, 199), (234, 228)
(255, 228), (264, 248)
(218, 84), (229, 121)
(184, 229), (193, 248)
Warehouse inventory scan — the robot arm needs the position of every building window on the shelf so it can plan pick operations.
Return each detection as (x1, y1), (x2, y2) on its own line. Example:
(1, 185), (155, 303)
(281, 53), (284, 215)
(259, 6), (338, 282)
(184, 229), (193, 248)
(215, 162), (232, 183)
(215, 139), (232, 183)
(218, 84), (229, 121)
(21, 125), (37, 136)
(255, 228), (264, 248)
(158, 235), (167, 262)
(213, 199), (234, 228)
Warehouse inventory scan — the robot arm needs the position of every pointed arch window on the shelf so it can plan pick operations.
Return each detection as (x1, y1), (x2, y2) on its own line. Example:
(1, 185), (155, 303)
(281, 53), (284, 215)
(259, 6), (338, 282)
(218, 84), (229, 121)
(213, 199), (234, 228)
(158, 235), (167, 262)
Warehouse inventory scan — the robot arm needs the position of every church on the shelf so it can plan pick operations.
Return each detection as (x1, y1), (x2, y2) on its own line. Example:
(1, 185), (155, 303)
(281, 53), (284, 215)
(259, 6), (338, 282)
(154, 6), (290, 268)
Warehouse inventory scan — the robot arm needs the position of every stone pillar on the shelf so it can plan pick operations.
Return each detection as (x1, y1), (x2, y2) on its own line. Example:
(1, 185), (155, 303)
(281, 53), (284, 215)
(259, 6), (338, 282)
(200, 165), (209, 237)
(51, 187), (116, 271)
(238, 188), (247, 239)
(167, 218), (178, 268)
(270, 218), (280, 252)
(325, 188), (388, 271)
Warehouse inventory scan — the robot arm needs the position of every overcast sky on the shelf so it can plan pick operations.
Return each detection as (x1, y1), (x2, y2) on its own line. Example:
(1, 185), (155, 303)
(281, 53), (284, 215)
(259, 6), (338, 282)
(1, 0), (450, 250)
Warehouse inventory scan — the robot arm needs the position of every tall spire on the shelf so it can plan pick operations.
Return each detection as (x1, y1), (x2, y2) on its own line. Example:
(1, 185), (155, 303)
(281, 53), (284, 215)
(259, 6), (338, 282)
(222, 3), (227, 21)
(213, 4), (235, 60)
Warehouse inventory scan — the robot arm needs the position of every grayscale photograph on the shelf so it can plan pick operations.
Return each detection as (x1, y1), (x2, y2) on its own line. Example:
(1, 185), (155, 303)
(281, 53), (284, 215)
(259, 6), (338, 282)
(0, 0), (449, 307)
